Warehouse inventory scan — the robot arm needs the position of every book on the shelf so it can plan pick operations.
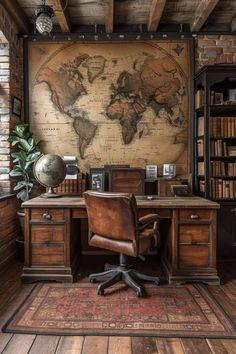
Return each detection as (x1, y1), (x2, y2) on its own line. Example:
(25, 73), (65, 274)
(198, 116), (204, 136)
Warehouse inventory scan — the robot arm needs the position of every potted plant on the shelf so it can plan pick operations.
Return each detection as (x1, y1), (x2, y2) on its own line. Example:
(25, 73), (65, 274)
(8, 124), (42, 261)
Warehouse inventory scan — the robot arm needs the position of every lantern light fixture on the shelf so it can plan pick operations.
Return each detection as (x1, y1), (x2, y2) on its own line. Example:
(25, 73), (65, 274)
(35, 0), (54, 36)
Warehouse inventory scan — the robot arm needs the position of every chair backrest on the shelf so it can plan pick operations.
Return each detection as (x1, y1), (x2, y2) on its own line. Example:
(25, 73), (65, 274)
(83, 190), (138, 242)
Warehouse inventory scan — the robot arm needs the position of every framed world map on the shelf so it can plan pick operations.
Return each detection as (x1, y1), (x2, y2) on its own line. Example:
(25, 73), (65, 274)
(28, 40), (191, 174)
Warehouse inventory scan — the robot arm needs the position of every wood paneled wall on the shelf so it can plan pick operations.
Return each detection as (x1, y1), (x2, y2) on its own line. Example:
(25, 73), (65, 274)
(0, 197), (20, 269)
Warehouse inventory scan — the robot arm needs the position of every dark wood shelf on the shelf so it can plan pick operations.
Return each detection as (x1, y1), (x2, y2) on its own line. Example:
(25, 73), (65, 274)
(210, 156), (236, 160)
(211, 176), (236, 179)
(210, 136), (236, 140)
(195, 105), (236, 116)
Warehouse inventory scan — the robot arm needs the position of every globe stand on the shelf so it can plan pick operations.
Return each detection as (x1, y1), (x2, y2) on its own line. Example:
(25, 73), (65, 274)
(40, 186), (61, 198)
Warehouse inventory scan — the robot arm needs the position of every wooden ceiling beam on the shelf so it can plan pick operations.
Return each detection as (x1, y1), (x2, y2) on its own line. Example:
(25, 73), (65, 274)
(1, 0), (30, 34)
(231, 17), (236, 32)
(104, 0), (114, 33)
(51, 0), (71, 32)
(147, 0), (166, 32)
(191, 0), (220, 32)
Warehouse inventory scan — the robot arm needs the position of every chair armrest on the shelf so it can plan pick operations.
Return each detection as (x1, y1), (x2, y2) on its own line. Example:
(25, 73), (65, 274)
(138, 214), (160, 230)
(138, 214), (160, 246)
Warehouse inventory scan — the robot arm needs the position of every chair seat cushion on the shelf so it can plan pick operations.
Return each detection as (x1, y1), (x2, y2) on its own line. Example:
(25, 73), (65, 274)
(89, 229), (153, 257)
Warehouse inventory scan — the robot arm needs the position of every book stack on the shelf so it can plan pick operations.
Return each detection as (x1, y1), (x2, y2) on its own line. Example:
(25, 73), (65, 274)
(210, 117), (236, 137)
(54, 172), (87, 195)
(195, 90), (204, 109)
(211, 178), (236, 199)
(210, 140), (227, 156)
(198, 116), (204, 136)
(197, 162), (205, 176)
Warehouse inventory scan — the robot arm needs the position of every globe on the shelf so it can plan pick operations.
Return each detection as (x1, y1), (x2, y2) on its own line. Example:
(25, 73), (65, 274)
(33, 154), (66, 198)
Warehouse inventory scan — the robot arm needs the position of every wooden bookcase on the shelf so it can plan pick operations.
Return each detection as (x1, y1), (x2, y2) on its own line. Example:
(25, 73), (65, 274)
(194, 65), (236, 258)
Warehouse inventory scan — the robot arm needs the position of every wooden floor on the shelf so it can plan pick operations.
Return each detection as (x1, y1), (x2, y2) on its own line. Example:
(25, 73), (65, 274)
(0, 258), (236, 354)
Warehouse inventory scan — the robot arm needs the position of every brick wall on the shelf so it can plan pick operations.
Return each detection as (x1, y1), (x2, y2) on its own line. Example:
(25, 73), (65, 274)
(0, 4), (24, 194)
(195, 34), (236, 71)
(0, 5), (23, 269)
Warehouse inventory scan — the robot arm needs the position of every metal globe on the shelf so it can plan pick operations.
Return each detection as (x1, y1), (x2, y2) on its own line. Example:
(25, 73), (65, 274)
(33, 154), (66, 198)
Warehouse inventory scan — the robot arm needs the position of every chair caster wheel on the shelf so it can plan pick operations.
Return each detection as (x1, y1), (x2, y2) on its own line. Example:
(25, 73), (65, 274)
(98, 289), (104, 296)
(90, 278), (97, 283)
(136, 289), (144, 297)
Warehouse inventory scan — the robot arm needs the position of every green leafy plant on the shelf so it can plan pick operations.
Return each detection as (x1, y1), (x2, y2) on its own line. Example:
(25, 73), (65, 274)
(8, 124), (42, 201)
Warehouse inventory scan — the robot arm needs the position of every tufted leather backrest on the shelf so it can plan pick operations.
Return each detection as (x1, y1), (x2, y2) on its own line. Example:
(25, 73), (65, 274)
(84, 190), (138, 242)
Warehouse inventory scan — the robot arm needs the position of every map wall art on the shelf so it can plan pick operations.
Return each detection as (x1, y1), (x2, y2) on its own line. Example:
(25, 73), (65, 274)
(28, 40), (191, 173)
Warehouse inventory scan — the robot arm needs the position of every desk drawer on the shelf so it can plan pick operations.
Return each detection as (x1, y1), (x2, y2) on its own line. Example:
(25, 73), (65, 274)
(31, 225), (64, 243)
(179, 245), (209, 268)
(31, 208), (65, 222)
(31, 243), (64, 265)
(179, 209), (211, 221)
(179, 224), (210, 244)
(138, 209), (171, 218)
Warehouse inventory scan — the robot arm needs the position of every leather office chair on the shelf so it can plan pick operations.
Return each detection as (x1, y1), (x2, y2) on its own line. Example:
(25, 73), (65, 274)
(84, 190), (160, 297)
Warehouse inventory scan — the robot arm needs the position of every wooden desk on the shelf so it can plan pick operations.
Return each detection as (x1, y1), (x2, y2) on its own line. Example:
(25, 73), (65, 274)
(22, 196), (220, 285)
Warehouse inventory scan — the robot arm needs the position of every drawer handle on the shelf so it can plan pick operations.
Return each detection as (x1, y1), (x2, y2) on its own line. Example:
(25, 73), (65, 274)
(191, 240), (197, 245)
(44, 240), (50, 246)
(190, 214), (199, 219)
(43, 211), (52, 220)
(231, 208), (236, 213)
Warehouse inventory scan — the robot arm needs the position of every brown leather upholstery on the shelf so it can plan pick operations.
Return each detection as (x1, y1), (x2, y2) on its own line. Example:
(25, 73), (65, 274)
(84, 190), (159, 257)
(84, 190), (161, 296)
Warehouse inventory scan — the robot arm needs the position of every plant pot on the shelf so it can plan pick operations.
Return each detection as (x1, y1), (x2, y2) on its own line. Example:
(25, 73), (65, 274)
(17, 209), (25, 237)
(16, 237), (24, 263)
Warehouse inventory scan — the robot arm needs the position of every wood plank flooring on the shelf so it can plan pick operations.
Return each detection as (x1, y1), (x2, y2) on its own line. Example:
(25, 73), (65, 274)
(0, 259), (236, 353)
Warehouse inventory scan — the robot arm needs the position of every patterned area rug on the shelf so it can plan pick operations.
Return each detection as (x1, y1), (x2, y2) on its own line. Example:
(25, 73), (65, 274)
(3, 283), (236, 338)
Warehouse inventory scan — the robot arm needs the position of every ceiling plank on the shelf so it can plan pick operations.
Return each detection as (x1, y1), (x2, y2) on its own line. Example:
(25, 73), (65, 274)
(147, 0), (166, 32)
(1, 0), (30, 34)
(104, 0), (114, 33)
(51, 0), (71, 32)
(191, 0), (220, 32)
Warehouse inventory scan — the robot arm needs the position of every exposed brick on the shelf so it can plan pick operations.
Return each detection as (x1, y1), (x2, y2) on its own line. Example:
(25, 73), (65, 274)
(223, 47), (236, 54)
(215, 40), (233, 47)
(0, 147), (10, 154)
(0, 142), (9, 148)
(198, 39), (216, 47)
(219, 54), (233, 63)
(0, 174), (9, 180)
(220, 35), (235, 40)
(0, 155), (10, 161)
(0, 161), (10, 167)
(0, 167), (9, 173)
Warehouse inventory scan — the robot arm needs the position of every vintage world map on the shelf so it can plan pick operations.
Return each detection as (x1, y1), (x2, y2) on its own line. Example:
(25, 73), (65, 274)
(29, 41), (190, 173)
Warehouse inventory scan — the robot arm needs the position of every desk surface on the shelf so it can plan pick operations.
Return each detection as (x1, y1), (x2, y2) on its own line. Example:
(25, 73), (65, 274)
(22, 195), (219, 209)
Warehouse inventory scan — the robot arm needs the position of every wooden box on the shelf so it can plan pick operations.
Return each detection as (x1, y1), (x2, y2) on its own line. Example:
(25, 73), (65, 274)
(157, 178), (182, 197)
(109, 168), (145, 195)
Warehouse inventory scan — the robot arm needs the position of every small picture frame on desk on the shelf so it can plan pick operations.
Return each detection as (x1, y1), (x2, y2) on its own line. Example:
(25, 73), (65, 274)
(12, 96), (22, 118)
(228, 88), (236, 102)
(146, 165), (157, 180)
(89, 168), (105, 191)
(163, 164), (176, 179)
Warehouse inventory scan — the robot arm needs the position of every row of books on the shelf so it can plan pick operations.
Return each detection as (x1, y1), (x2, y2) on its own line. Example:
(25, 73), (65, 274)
(195, 89), (226, 109)
(54, 173), (87, 194)
(210, 161), (236, 176)
(210, 140), (236, 157)
(210, 178), (236, 199)
(210, 117), (236, 137)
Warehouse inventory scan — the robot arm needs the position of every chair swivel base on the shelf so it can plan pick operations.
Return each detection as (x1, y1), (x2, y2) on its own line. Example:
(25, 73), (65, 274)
(89, 254), (160, 297)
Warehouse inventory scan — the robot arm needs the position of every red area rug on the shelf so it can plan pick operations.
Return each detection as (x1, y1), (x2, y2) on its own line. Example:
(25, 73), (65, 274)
(3, 283), (236, 338)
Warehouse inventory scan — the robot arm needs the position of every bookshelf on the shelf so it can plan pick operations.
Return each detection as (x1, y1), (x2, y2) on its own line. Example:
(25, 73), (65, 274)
(194, 65), (236, 258)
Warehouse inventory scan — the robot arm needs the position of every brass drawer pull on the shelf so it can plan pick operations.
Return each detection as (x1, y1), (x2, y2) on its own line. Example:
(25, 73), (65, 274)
(43, 211), (52, 220)
(191, 240), (197, 245)
(190, 214), (199, 219)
